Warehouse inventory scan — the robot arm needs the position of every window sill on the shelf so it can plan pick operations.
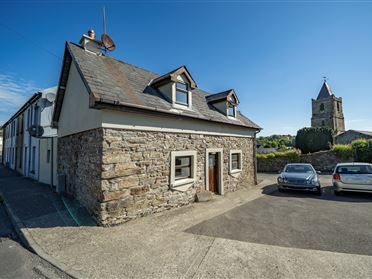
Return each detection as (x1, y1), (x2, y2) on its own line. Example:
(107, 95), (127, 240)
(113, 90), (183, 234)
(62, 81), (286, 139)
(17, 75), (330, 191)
(171, 178), (195, 192)
(172, 103), (192, 111)
(227, 116), (237, 120)
(230, 169), (242, 178)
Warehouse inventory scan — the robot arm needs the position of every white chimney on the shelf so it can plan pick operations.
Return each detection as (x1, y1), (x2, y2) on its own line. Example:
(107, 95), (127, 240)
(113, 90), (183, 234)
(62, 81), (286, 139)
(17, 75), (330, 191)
(79, 29), (102, 55)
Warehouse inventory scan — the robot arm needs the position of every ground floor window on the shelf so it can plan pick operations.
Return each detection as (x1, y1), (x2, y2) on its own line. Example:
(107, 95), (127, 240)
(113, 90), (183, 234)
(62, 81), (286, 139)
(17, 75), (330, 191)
(175, 156), (192, 180)
(230, 150), (243, 174)
(170, 150), (197, 188)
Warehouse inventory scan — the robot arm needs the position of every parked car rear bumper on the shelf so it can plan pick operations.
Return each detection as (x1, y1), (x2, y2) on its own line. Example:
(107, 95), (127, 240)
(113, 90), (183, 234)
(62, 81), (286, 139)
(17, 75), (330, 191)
(333, 181), (372, 193)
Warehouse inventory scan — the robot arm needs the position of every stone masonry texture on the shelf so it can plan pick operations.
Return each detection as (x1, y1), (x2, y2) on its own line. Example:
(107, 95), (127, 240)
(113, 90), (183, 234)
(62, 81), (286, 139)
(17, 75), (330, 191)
(58, 128), (256, 226)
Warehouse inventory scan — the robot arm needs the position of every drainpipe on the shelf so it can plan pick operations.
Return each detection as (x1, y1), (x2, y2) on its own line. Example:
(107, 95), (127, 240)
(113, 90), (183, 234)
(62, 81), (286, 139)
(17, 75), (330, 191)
(38, 139), (41, 181)
(51, 137), (54, 188)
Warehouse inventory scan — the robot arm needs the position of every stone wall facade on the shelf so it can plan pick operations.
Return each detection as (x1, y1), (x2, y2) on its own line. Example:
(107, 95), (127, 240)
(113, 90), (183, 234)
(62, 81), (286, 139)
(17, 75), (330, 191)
(58, 129), (103, 218)
(58, 128), (256, 226)
(257, 150), (353, 173)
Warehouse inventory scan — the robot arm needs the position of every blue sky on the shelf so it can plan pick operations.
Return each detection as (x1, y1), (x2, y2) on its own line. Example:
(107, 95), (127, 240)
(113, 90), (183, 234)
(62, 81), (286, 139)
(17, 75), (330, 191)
(1, 1), (372, 136)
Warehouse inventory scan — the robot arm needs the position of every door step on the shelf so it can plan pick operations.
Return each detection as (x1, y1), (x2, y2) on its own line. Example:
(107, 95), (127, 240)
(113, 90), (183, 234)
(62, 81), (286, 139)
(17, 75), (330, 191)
(195, 191), (212, 202)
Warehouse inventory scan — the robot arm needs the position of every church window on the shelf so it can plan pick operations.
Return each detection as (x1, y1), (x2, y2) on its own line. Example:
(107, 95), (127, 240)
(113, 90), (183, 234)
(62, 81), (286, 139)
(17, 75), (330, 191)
(337, 102), (340, 112)
(320, 103), (324, 111)
(321, 120), (325, 126)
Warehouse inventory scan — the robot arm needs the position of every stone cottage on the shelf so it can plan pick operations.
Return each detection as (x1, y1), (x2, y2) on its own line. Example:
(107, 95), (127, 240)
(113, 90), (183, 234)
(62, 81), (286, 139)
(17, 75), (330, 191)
(335, 130), (372, 144)
(52, 33), (261, 226)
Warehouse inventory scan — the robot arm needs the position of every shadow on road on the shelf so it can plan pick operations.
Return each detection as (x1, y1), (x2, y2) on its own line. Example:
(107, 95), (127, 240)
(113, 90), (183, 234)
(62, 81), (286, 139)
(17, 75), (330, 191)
(0, 166), (95, 229)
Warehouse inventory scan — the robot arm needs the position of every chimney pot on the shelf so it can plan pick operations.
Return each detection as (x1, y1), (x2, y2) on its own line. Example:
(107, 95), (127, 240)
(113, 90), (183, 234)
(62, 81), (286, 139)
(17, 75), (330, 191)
(88, 29), (95, 39)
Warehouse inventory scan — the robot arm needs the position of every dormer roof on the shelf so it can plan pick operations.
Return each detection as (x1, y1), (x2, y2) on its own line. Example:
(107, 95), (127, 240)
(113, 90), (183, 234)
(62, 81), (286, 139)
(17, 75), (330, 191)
(206, 89), (240, 105)
(317, 81), (334, 100)
(150, 65), (197, 89)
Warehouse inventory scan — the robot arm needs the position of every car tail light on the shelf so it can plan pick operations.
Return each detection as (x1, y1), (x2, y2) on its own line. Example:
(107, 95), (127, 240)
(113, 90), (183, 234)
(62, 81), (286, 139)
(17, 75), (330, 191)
(333, 173), (341, 180)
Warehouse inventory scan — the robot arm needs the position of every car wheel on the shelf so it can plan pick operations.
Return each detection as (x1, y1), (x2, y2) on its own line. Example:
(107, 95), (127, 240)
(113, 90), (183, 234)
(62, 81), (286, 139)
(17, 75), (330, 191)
(315, 188), (322, 196)
(334, 190), (341, 196)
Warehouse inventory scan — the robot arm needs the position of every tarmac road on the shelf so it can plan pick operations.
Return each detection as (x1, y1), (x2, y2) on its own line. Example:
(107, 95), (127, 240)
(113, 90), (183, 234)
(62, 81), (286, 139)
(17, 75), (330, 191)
(187, 174), (372, 256)
(0, 204), (71, 279)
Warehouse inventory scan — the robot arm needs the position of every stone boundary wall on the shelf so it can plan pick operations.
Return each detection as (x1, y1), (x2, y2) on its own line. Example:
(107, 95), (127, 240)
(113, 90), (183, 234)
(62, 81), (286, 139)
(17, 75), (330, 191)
(257, 150), (354, 173)
(58, 128), (256, 226)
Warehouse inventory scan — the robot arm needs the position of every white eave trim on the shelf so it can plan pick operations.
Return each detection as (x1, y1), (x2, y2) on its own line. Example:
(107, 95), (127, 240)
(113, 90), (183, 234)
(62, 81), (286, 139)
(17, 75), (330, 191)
(102, 123), (254, 138)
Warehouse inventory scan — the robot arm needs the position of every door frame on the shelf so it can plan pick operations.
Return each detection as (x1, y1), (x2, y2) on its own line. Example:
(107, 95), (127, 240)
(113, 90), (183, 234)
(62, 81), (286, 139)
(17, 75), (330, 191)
(205, 148), (224, 195)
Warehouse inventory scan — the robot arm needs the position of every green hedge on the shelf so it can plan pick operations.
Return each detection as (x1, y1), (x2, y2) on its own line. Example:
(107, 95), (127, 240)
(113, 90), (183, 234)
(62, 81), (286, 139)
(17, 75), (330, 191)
(352, 139), (372, 163)
(332, 144), (353, 159)
(295, 127), (334, 154)
(257, 150), (300, 160)
(331, 140), (372, 162)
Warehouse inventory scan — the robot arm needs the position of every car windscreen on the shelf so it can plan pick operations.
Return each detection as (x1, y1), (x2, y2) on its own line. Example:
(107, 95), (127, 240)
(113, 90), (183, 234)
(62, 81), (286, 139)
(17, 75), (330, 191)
(284, 165), (314, 173)
(336, 165), (372, 174)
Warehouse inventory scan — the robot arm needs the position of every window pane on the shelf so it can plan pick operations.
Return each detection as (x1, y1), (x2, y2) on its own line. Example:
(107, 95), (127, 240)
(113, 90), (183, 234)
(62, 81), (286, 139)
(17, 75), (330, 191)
(175, 156), (192, 180)
(232, 153), (241, 170)
(175, 167), (191, 180)
(176, 156), (191, 167)
(176, 90), (188, 105)
(176, 83), (187, 91)
(227, 104), (235, 117)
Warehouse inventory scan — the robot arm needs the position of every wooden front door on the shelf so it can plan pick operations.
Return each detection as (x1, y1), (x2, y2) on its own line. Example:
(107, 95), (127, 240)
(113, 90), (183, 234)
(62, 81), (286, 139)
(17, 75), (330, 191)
(208, 153), (219, 193)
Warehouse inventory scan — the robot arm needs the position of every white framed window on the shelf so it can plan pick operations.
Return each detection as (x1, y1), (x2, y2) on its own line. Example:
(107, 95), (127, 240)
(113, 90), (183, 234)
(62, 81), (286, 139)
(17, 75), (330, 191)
(229, 150), (242, 174)
(175, 82), (189, 106)
(172, 82), (192, 110)
(227, 103), (236, 118)
(170, 150), (197, 189)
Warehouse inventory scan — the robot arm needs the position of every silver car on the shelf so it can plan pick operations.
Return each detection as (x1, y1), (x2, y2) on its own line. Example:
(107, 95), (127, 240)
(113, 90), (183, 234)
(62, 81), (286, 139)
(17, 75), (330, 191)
(333, 163), (372, 195)
(277, 163), (322, 195)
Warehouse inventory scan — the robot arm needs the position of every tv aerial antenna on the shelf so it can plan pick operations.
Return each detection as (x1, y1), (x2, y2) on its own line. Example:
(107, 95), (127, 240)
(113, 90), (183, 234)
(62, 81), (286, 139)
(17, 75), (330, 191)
(101, 6), (116, 52)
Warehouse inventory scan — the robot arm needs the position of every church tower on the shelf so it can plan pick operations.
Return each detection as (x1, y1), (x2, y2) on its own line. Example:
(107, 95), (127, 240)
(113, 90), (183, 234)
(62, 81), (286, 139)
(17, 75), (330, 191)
(311, 80), (345, 134)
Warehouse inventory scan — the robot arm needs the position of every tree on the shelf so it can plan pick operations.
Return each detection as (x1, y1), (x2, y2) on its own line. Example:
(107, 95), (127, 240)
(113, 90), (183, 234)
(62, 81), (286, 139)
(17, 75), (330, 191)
(257, 135), (295, 150)
(295, 127), (334, 153)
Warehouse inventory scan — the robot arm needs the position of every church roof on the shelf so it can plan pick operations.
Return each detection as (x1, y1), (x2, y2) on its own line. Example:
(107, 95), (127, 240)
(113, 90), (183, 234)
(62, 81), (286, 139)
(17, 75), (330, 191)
(317, 81), (334, 100)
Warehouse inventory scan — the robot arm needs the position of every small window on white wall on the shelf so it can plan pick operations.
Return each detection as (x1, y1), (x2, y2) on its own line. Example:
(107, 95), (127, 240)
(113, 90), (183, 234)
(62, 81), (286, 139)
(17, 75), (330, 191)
(230, 150), (242, 174)
(170, 150), (197, 189)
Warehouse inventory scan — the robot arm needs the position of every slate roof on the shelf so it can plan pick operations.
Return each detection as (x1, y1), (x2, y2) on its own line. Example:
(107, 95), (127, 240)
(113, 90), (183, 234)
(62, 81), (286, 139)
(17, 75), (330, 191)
(351, 130), (372, 137)
(56, 42), (260, 130)
(205, 89), (239, 104)
(317, 81), (334, 100)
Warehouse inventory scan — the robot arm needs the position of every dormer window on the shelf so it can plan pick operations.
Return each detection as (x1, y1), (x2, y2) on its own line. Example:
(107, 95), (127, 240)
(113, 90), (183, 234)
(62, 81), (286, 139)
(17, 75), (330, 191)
(176, 82), (189, 106)
(206, 89), (240, 119)
(150, 65), (197, 110)
(227, 103), (236, 117)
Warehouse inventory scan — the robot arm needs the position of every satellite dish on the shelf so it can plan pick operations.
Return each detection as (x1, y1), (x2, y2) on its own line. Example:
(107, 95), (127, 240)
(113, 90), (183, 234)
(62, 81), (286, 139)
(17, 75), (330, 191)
(29, 125), (44, 138)
(39, 98), (53, 110)
(101, 33), (116, 51)
(46, 92), (56, 102)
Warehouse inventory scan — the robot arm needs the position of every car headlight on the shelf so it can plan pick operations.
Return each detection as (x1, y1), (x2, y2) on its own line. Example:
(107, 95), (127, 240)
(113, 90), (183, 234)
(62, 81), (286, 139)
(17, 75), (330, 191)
(311, 178), (319, 186)
(278, 177), (284, 183)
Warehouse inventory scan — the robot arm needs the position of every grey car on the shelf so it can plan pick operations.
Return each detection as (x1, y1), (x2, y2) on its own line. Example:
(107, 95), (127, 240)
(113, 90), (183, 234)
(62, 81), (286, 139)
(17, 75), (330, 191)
(277, 163), (322, 195)
(333, 163), (372, 195)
